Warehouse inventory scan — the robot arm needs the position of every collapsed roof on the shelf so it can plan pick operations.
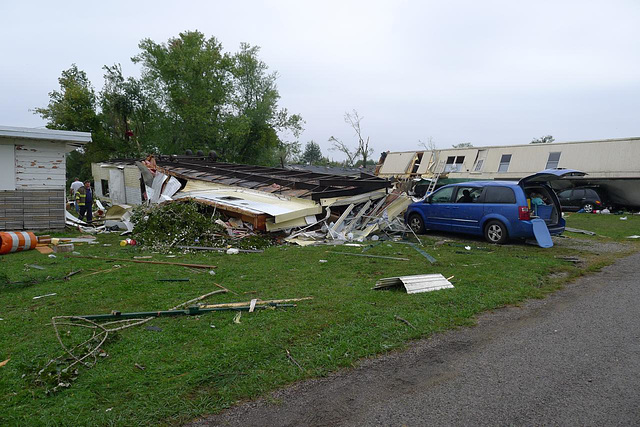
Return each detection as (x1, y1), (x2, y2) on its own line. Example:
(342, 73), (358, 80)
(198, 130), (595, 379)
(151, 155), (391, 201)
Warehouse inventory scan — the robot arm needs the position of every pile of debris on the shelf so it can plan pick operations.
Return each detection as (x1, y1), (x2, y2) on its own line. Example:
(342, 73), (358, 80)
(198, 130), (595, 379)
(285, 189), (414, 246)
(88, 154), (414, 247)
(130, 201), (273, 251)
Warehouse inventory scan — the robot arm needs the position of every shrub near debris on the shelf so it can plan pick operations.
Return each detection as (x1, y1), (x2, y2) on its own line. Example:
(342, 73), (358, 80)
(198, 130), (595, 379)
(130, 200), (273, 251)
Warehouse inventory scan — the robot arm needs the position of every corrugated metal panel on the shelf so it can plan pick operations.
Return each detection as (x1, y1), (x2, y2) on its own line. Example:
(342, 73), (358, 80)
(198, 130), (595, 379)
(374, 274), (453, 294)
(15, 142), (66, 189)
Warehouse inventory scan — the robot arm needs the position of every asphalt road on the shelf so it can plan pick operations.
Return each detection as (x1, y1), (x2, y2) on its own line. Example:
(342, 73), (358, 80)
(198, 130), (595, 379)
(190, 251), (640, 426)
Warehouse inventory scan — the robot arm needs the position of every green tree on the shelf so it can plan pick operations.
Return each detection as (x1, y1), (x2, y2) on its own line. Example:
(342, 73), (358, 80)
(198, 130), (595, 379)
(452, 142), (473, 148)
(133, 31), (232, 153)
(34, 64), (100, 133)
(132, 32), (302, 164)
(223, 43), (302, 164)
(301, 141), (324, 164)
(531, 135), (554, 144)
(33, 64), (108, 182)
(100, 64), (160, 157)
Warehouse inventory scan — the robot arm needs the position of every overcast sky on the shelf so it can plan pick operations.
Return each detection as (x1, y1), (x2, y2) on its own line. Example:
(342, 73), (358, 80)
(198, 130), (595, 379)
(2, 0), (639, 160)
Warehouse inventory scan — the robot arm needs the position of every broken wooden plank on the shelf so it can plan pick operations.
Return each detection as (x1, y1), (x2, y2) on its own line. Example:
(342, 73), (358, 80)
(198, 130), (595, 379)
(170, 289), (228, 310)
(329, 204), (355, 236)
(342, 200), (372, 234)
(68, 255), (216, 269)
(176, 245), (263, 253)
(201, 297), (313, 309)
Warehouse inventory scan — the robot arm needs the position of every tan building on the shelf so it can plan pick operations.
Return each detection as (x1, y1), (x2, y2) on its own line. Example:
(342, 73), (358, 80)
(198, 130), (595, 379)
(377, 137), (640, 207)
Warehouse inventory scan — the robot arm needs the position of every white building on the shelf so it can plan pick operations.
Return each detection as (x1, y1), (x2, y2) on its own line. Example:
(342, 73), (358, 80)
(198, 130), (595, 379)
(376, 137), (640, 207)
(91, 161), (144, 205)
(0, 125), (91, 230)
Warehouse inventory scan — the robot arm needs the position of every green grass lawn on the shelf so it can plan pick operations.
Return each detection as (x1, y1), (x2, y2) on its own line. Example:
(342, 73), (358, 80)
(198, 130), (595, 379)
(564, 211), (640, 240)
(1, 216), (638, 426)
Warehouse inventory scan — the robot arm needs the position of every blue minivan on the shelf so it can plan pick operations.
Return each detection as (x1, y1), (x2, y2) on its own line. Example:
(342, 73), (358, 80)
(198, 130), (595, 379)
(404, 169), (586, 244)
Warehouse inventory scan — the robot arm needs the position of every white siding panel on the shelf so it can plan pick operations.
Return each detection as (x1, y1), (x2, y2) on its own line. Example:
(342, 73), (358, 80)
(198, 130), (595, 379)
(125, 185), (143, 205)
(15, 141), (66, 189)
(0, 143), (15, 190)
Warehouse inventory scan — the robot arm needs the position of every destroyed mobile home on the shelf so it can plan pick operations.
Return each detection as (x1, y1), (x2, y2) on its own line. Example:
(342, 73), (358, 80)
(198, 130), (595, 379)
(90, 154), (415, 248)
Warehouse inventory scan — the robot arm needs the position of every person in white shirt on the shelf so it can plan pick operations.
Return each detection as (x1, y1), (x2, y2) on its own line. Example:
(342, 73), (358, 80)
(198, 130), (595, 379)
(70, 178), (83, 213)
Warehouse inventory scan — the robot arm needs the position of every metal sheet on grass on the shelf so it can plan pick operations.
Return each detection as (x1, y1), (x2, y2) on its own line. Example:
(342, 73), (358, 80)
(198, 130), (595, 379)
(374, 274), (453, 294)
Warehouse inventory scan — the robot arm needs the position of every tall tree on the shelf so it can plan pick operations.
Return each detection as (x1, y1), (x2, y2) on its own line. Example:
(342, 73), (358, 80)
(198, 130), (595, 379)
(452, 142), (474, 148)
(328, 135), (359, 167)
(33, 64), (107, 182)
(531, 135), (555, 144)
(133, 31), (232, 153)
(301, 141), (324, 164)
(225, 43), (302, 164)
(100, 64), (159, 157)
(34, 64), (100, 133)
(132, 31), (302, 163)
(345, 110), (373, 166)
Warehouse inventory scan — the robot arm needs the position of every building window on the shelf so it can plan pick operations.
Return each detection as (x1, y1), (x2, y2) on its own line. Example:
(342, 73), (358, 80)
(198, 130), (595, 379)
(473, 150), (487, 172)
(101, 179), (109, 196)
(444, 156), (465, 172)
(546, 152), (561, 169)
(498, 154), (511, 173)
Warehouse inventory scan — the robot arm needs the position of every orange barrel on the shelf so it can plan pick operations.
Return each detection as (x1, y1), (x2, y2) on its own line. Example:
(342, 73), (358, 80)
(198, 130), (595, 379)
(0, 231), (38, 255)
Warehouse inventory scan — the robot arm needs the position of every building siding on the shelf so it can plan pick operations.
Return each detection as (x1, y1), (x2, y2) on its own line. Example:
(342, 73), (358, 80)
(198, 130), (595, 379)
(0, 189), (66, 230)
(15, 140), (66, 189)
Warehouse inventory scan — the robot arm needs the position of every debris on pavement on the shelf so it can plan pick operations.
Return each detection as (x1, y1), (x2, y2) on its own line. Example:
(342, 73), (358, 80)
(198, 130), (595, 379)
(373, 274), (454, 294)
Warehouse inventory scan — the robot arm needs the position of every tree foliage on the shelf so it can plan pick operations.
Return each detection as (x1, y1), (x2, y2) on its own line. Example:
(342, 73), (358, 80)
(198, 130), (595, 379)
(531, 135), (555, 144)
(301, 141), (324, 165)
(33, 64), (110, 182)
(35, 31), (304, 181)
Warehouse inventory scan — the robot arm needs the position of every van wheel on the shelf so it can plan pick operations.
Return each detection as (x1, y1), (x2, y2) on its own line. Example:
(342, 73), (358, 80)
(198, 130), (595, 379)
(484, 220), (508, 244)
(582, 203), (594, 213)
(408, 214), (425, 234)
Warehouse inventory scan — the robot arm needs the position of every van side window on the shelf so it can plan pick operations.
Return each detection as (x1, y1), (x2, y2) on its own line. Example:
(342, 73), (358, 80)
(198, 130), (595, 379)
(430, 186), (454, 203)
(454, 186), (482, 203)
(484, 186), (516, 204)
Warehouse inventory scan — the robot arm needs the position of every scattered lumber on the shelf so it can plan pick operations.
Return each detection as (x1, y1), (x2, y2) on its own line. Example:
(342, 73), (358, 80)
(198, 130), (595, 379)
(67, 255), (216, 269)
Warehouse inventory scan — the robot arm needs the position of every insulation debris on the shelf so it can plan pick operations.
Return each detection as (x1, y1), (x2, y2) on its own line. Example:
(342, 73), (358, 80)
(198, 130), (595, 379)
(373, 274), (454, 294)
